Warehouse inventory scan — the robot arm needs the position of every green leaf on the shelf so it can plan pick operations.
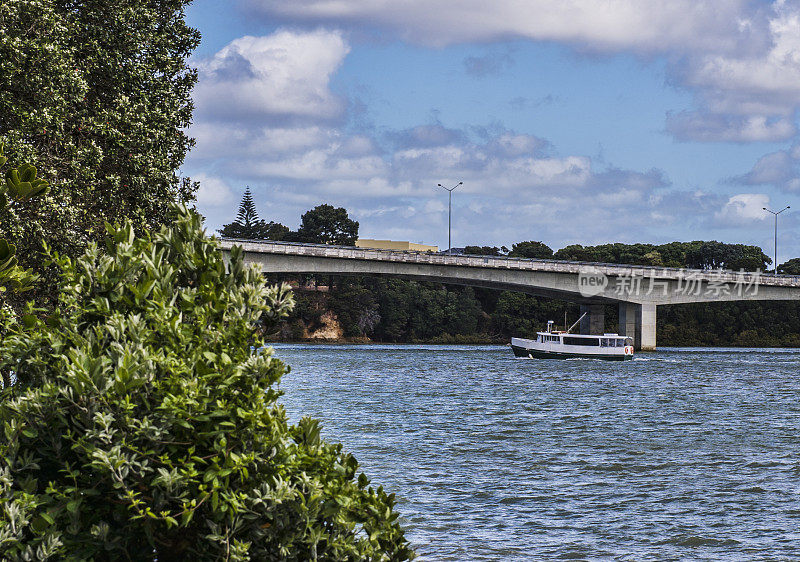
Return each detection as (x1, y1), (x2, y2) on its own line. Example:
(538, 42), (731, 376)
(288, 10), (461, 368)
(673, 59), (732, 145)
(21, 428), (38, 438)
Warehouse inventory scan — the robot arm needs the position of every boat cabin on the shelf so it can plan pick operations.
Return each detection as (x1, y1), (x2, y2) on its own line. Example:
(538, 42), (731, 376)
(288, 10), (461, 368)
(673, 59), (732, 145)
(538, 334), (633, 347)
(537, 320), (632, 347)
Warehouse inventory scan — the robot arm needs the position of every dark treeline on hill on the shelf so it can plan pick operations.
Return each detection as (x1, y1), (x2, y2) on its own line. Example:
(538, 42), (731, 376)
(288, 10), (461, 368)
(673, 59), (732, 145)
(274, 276), (800, 347)
(220, 197), (799, 346)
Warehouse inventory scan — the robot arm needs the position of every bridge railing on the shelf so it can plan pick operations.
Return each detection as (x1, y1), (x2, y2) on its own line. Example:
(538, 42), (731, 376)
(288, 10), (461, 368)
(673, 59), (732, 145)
(217, 238), (800, 287)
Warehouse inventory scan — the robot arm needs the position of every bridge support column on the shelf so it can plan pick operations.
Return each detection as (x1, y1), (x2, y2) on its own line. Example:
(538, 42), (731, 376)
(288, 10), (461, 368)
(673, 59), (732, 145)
(638, 303), (657, 351)
(618, 302), (637, 341)
(619, 303), (657, 351)
(579, 304), (605, 335)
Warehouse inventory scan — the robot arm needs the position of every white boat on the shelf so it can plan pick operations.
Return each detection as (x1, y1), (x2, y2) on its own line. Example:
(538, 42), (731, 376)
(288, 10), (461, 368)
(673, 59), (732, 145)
(511, 319), (634, 361)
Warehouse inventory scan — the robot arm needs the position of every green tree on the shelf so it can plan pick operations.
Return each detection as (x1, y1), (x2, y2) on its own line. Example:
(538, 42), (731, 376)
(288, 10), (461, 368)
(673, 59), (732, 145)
(552, 241), (769, 271)
(463, 245), (503, 256)
(292, 204), (359, 245)
(778, 258), (800, 275)
(0, 145), (50, 294)
(0, 0), (201, 305)
(684, 241), (769, 271)
(219, 188), (289, 240)
(0, 206), (414, 560)
(508, 241), (553, 259)
(329, 278), (381, 338)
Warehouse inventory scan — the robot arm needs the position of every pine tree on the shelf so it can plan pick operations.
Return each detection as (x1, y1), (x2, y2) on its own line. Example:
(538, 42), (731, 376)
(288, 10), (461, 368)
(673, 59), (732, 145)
(219, 188), (290, 240)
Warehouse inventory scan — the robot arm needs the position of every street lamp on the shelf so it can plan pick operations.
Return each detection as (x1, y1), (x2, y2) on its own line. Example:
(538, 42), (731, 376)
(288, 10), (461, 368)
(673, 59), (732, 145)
(763, 205), (790, 274)
(438, 181), (462, 255)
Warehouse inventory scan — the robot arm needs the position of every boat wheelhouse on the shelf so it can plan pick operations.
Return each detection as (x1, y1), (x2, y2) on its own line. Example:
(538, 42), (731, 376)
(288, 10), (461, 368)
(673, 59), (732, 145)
(511, 320), (634, 361)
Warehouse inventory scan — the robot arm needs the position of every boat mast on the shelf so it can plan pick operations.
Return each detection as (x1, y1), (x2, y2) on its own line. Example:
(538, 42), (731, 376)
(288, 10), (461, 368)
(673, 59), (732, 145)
(566, 312), (587, 334)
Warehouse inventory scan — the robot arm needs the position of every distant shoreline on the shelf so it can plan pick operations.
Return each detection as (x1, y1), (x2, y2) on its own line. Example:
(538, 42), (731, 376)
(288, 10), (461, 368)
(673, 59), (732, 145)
(264, 337), (800, 349)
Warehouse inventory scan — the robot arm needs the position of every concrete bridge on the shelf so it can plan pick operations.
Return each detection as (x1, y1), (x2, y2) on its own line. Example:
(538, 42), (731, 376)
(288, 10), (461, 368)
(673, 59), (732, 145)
(219, 239), (800, 350)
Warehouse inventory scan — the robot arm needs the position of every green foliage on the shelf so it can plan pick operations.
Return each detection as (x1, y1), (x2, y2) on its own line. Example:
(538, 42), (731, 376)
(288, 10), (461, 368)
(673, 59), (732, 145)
(0, 238), (37, 294)
(491, 293), (579, 337)
(307, 278), (484, 342)
(0, 0), (200, 305)
(0, 207), (414, 560)
(0, 145), (51, 293)
(290, 204), (359, 246)
(219, 188), (290, 241)
(463, 245), (503, 256)
(328, 280), (381, 338)
(507, 241), (554, 259)
(658, 301), (800, 347)
(778, 258), (800, 275)
(3, 164), (50, 208)
(553, 241), (769, 271)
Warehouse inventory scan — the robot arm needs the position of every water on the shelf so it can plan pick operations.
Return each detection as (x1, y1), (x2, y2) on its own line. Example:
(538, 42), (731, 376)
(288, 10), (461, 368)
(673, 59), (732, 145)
(271, 344), (800, 560)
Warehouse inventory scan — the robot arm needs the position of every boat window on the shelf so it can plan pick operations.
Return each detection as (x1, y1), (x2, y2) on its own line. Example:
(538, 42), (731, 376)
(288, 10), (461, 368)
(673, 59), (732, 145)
(563, 336), (600, 346)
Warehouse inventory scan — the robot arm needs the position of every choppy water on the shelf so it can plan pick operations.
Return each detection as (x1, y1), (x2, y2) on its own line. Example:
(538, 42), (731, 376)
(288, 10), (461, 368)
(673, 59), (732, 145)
(271, 344), (800, 560)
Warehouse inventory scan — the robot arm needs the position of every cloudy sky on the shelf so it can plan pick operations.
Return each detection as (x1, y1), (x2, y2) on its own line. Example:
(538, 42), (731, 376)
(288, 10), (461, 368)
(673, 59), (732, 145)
(184, 0), (800, 264)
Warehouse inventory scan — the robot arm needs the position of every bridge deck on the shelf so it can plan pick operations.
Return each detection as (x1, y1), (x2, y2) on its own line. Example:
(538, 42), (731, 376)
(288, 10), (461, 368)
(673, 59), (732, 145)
(218, 239), (800, 288)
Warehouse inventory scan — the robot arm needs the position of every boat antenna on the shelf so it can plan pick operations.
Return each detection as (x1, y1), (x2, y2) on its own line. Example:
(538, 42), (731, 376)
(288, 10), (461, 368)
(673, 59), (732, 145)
(564, 310), (567, 332)
(566, 312), (587, 334)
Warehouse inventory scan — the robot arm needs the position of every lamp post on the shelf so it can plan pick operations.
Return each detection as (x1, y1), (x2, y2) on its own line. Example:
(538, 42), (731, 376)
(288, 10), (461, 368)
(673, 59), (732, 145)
(763, 205), (790, 274)
(438, 181), (462, 255)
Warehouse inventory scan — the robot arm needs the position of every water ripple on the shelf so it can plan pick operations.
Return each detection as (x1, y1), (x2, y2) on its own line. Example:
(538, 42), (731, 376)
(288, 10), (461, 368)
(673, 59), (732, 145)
(272, 344), (800, 560)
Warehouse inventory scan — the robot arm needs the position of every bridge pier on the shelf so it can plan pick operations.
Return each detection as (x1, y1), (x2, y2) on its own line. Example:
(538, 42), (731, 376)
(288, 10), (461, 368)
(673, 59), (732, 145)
(579, 304), (605, 334)
(618, 302), (656, 351)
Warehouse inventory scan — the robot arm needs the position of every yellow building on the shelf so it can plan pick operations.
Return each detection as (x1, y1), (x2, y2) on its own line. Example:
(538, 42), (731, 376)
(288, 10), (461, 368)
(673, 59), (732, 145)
(356, 238), (439, 253)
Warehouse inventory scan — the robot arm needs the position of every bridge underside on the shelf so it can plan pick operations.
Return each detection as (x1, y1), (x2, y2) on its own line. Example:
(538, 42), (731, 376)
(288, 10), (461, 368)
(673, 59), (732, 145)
(246, 254), (666, 349)
(234, 250), (800, 352)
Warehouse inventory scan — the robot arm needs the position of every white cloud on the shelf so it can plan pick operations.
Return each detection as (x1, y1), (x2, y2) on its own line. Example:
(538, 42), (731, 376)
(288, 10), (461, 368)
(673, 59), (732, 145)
(670, 3), (800, 142)
(185, 26), (798, 255)
(684, 5), (800, 112)
(715, 193), (772, 225)
(194, 173), (235, 207)
(666, 112), (797, 142)
(244, 1), (800, 144)
(193, 30), (350, 124)
(247, 0), (760, 54)
(737, 144), (800, 190)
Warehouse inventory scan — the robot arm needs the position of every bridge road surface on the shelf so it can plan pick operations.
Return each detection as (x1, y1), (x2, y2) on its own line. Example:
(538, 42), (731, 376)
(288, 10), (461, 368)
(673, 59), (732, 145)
(218, 239), (800, 351)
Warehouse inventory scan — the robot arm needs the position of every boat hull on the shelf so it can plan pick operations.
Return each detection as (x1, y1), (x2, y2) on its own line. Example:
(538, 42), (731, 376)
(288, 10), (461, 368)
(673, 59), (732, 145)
(511, 344), (632, 361)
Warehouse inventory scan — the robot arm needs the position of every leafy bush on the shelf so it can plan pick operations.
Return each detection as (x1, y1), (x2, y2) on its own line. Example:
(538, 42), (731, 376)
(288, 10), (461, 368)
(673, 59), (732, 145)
(0, 206), (414, 560)
(0, 144), (51, 294)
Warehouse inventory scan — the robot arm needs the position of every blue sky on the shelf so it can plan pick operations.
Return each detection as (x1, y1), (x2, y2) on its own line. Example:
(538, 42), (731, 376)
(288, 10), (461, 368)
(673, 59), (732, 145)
(184, 0), (800, 264)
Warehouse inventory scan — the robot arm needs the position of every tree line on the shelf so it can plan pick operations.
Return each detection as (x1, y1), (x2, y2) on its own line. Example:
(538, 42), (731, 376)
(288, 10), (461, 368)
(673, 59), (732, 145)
(222, 192), (800, 346)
